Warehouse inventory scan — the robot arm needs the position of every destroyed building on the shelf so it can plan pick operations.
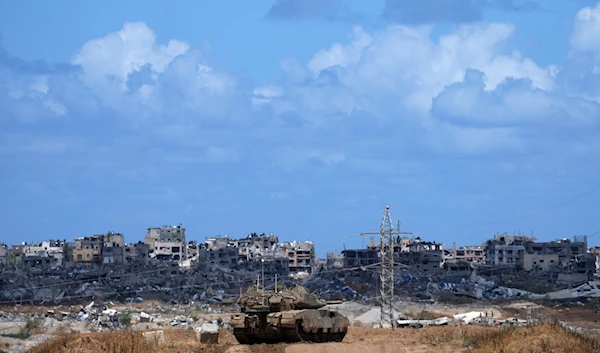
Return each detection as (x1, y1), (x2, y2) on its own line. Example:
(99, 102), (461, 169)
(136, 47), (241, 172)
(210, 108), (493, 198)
(202, 233), (314, 275)
(73, 235), (104, 264)
(525, 236), (588, 267)
(124, 242), (150, 264)
(341, 248), (379, 267)
(397, 238), (444, 273)
(198, 246), (239, 267)
(326, 252), (344, 268)
(341, 237), (444, 274)
(283, 241), (316, 273)
(6, 240), (67, 270)
(485, 232), (535, 268)
(0, 243), (7, 266)
(145, 224), (187, 262)
(444, 244), (485, 264)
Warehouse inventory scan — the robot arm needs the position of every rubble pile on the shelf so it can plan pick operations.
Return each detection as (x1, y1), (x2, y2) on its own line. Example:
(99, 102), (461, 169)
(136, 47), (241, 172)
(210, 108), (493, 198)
(0, 262), (274, 305)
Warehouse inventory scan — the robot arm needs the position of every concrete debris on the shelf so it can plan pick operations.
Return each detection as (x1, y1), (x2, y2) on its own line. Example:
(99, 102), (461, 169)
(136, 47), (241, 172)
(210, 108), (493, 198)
(453, 311), (486, 324)
(397, 317), (449, 328)
(196, 322), (219, 344)
(546, 281), (600, 300)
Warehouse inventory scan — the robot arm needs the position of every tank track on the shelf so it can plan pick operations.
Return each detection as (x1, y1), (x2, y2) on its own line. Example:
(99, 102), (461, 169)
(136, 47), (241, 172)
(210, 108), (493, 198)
(233, 321), (347, 344)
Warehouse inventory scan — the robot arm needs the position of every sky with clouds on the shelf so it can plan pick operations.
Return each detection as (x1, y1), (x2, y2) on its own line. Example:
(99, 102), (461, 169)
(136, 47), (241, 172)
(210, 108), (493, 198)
(1, 0), (599, 256)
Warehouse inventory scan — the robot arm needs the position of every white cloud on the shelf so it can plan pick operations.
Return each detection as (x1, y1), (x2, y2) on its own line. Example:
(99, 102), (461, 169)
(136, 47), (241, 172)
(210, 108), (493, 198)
(307, 26), (372, 76)
(72, 22), (189, 93)
(293, 22), (554, 115)
(571, 2), (600, 52)
(252, 84), (285, 107)
(3, 4), (600, 161)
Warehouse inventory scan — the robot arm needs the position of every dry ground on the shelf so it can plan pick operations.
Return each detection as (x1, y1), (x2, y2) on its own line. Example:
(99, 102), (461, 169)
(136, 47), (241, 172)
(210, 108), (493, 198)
(23, 323), (600, 353)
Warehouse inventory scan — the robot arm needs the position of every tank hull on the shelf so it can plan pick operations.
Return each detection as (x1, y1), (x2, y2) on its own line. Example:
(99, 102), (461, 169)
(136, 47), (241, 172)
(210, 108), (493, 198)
(231, 309), (349, 344)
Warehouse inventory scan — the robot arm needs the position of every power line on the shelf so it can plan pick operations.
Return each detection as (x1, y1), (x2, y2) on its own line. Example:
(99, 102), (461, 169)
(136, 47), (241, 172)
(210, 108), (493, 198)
(467, 183), (600, 227)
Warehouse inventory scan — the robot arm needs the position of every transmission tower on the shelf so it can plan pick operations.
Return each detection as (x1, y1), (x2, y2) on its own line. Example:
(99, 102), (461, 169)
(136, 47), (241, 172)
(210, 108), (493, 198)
(356, 206), (412, 328)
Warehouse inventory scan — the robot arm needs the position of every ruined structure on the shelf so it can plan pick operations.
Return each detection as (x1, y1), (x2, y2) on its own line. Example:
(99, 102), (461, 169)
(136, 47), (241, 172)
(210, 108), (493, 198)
(485, 232), (535, 268)
(0, 243), (7, 266)
(145, 225), (187, 262)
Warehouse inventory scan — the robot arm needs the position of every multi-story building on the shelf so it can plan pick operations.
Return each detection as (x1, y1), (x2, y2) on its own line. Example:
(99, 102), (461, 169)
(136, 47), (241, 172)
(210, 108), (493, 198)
(523, 253), (560, 272)
(341, 248), (379, 267)
(485, 232), (534, 268)
(73, 235), (104, 264)
(124, 242), (150, 264)
(444, 244), (486, 264)
(20, 241), (65, 267)
(283, 241), (315, 273)
(525, 237), (587, 267)
(145, 224), (187, 262)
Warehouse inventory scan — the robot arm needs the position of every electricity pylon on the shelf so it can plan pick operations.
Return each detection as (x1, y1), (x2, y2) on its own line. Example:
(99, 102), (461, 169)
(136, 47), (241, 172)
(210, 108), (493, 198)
(355, 206), (412, 328)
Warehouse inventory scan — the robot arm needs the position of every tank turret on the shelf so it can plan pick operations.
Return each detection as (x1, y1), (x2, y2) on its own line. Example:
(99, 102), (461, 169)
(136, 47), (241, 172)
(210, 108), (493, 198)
(231, 284), (349, 344)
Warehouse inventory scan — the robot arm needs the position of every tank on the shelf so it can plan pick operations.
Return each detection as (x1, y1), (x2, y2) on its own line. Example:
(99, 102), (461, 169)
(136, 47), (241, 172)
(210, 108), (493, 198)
(230, 284), (349, 344)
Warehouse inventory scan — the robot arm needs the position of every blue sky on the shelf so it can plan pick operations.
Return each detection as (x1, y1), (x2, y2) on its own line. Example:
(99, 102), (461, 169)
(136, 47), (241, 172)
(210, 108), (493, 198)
(1, 0), (600, 257)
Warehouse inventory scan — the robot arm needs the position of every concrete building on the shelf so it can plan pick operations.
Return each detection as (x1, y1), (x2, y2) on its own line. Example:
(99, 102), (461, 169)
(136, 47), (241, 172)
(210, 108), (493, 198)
(231, 233), (280, 261)
(74, 235), (104, 251)
(524, 236), (587, 268)
(145, 225), (187, 262)
(199, 247), (239, 267)
(73, 235), (104, 264)
(282, 241), (315, 273)
(149, 241), (186, 261)
(398, 250), (443, 273)
(22, 255), (60, 270)
(73, 248), (102, 263)
(0, 244), (7, 266)
(523, 253), (560, 272)
(103, 246), (125, 264)
(326, 252), (344, 268)
(341, 248), (379, 267)
(103, 232), (125, 248)
(485, 232), (535, 268)
(21, 241), (64, 267)
(145, 224), (186, 243)
(124, 242), (150, 264)
(444, 244), (485, 264)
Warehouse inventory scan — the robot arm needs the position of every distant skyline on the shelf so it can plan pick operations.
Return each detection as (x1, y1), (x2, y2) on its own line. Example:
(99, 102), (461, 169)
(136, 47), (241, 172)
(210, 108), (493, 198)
(1, 0), (599, 257)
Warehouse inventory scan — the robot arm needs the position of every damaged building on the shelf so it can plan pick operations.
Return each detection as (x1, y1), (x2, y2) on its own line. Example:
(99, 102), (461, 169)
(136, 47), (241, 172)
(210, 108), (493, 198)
(0, 243), (7, 266)
(341, 237), (444, 274)
(485, 232), (535, 268)
(283, 241), (316, 274)
(145, 224), (188, 262)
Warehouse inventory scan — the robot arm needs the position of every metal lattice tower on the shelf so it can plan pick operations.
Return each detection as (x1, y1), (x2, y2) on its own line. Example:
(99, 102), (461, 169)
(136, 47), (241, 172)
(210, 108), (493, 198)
(379, 206), (395, 328)
(353, 205), (412, 328)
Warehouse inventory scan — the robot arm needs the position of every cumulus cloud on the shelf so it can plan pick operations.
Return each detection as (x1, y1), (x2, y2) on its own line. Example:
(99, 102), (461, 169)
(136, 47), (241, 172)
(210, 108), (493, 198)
(3, 3), (600, 249)
(1, 3), (599, 162)
(571, 1), (600, 52)
(291, 22), (555, 117)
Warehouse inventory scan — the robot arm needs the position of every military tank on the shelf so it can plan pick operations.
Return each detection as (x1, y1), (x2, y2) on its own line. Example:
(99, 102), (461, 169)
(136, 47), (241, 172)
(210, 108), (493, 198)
(230, 284), (349, 344)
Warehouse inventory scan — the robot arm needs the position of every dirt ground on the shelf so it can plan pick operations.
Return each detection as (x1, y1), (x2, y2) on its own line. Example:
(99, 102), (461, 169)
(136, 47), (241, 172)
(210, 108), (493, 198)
(159, 327), (489, 353)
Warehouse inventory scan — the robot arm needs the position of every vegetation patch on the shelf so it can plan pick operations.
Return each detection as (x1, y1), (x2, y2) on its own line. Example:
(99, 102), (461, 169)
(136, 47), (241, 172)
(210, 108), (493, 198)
(470, 320), (600, 353)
